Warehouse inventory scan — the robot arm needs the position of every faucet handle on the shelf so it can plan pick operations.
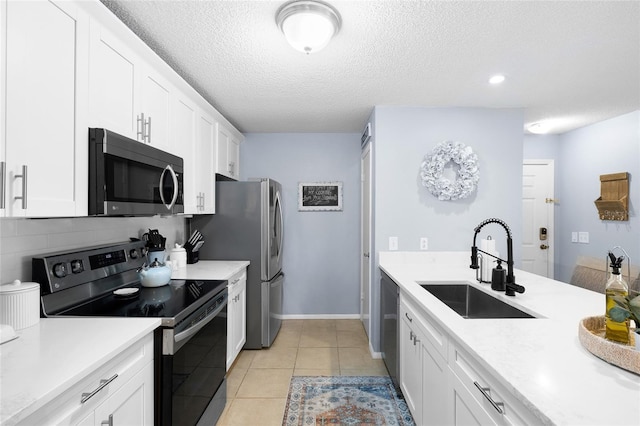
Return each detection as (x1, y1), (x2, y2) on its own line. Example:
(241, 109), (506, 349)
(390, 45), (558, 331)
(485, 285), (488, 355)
(470, 246), (479, 269)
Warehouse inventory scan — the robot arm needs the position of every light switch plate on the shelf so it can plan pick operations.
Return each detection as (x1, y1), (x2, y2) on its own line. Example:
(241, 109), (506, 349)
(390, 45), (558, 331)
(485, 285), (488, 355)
(578, 232), (589, 244)
(389, 236), (398, 251)
(571, 232), (578, 243)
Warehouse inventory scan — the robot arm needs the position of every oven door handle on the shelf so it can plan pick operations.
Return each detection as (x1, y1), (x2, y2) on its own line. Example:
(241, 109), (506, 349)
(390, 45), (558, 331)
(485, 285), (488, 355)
(174, 299), (226, 345)
(159, 165), (179, 211)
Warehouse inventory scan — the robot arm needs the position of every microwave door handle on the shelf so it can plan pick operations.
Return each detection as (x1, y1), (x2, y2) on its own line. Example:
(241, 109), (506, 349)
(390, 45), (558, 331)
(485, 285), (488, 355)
(159, 165), (179, 210)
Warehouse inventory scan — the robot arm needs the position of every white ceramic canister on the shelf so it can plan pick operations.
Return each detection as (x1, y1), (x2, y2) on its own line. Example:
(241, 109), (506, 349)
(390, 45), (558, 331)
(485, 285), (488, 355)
(0, 280), (40, 330)
(170, 244), (187, 269)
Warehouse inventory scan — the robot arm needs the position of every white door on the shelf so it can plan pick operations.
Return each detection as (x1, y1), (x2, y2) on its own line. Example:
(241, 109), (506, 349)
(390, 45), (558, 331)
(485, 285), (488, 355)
(360, 144), (372, 335)
(522, 160), (555, 278)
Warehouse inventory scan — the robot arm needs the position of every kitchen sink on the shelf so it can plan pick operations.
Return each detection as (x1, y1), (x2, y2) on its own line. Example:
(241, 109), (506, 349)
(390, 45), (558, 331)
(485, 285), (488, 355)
(420, 283), (536, 319)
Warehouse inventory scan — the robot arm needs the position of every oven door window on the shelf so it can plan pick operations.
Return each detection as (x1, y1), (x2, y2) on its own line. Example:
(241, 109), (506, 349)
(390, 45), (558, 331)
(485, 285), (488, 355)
(105, 154), (163, 204)
(171, 311), (227, 425)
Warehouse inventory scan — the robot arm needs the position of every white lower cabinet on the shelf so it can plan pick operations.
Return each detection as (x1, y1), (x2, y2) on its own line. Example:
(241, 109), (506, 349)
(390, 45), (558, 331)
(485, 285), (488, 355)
(448, 343), (539, 426)
(227, 268), (247, 369)
(400, 295), (449, 426)
(399, 292), (538, 426)
(21, 333), (154, 426)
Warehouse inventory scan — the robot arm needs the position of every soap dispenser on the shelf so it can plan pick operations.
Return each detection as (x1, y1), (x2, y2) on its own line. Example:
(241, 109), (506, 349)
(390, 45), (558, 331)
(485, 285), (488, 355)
(491, 260), (506, 291)
(605, 251), (629, 344)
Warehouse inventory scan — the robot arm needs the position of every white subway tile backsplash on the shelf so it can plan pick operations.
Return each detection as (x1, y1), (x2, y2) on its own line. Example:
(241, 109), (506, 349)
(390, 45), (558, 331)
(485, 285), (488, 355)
(0, 216), (188, 284)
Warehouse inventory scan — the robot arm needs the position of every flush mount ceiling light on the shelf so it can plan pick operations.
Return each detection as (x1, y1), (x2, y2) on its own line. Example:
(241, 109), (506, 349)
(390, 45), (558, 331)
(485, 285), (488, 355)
(489, 74), (506, 85)
(276, 0), (342, 54)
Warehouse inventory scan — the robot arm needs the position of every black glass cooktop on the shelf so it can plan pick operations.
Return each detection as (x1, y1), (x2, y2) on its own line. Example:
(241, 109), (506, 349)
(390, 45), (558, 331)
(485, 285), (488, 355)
(60, 279), (226, 320)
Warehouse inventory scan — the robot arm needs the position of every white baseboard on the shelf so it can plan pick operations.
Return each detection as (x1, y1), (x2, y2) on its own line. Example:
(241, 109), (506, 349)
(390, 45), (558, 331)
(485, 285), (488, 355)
(281, 314), (362, 320)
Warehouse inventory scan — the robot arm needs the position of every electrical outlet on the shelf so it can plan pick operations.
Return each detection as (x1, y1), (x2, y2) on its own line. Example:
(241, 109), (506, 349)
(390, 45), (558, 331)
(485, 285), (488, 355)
(389, 236), (398, 251)
(578, 231), (589, 244)
(571, 232), (578, 243)
(420, 237), (428, 250)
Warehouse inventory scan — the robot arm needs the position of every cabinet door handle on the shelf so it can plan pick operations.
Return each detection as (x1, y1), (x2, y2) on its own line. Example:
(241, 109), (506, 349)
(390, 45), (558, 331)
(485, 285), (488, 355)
(101, 414), (114, 426)
(81, 374), (118, 403)
(473, 381), (505, 414)
(0, 161), (5, 209)
(405, 312), (413, 323)
(137, 113), (145, 141)
(14, 165), (27, 209)
(145, 116), (152, 143)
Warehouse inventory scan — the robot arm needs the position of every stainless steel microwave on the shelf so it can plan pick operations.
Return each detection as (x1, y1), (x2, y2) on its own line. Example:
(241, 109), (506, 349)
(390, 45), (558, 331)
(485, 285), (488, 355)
(89, 128), (184, 216)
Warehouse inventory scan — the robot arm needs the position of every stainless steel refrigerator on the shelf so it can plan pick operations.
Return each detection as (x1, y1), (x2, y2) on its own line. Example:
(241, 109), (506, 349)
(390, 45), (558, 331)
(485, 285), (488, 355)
(191, 178), (284, 348)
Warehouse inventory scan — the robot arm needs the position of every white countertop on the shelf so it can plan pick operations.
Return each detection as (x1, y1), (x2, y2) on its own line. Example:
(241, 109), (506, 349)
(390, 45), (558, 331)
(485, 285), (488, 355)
(170, 260), (249, 281)
(0, 317), (160, 425)
(0, 261), (248, 425)
(379, 251), (640, 426)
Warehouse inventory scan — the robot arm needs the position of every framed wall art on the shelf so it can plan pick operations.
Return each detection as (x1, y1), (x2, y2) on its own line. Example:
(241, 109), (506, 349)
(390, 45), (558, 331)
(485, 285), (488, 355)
(298, 182), (343, 211)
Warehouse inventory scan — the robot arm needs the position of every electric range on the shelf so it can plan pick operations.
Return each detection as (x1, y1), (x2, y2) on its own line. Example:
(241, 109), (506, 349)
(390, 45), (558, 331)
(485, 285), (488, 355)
(33, 240), (228, 426)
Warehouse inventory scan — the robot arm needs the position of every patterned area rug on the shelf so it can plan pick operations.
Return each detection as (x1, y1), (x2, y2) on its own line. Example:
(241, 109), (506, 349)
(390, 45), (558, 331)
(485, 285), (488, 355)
(282, 376), (415, 426)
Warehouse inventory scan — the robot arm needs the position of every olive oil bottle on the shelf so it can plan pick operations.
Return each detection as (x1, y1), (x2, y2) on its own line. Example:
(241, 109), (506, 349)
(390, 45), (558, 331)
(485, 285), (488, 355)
(605, 252), (629, 344)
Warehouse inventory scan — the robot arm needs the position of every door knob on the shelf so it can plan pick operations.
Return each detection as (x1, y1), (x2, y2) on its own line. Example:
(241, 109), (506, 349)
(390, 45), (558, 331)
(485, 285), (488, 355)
(540, 244), (549, 250)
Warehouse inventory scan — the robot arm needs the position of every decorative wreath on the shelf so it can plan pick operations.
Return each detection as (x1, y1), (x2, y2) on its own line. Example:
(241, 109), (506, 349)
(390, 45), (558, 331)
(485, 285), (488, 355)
(420, 141), (479, 201)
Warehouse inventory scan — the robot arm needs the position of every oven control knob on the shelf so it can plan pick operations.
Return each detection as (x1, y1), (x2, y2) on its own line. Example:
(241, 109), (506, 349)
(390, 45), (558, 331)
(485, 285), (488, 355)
(129, 249), (139, 259)
(53, 262), (68, 278)
(70, 259), (84, 274)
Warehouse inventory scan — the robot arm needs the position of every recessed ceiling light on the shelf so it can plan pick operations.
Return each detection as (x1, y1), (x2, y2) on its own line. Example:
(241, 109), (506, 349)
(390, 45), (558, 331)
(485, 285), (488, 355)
(489, 74), (506, 85)
(527, 122), (550, 134)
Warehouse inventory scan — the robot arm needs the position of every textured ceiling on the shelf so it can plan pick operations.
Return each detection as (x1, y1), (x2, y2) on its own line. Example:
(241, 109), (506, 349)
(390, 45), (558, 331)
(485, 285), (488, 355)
(100, 0), (640, 134)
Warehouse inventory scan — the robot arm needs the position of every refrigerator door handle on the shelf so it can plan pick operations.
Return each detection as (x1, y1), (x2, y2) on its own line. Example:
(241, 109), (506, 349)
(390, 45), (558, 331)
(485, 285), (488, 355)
(275, 190), (284, 265)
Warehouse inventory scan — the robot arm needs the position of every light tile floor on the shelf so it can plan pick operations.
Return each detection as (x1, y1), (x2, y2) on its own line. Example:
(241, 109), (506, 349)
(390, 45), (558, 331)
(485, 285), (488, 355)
(216, 319), (387, 426)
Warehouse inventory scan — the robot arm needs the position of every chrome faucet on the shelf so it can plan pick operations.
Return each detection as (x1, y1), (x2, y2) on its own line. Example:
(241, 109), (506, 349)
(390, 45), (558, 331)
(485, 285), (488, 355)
(470, 218), (525, 296)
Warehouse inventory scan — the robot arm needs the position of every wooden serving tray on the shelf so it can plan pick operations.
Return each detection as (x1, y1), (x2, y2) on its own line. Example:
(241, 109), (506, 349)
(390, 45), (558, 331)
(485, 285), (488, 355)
(578, 316), (639, 375)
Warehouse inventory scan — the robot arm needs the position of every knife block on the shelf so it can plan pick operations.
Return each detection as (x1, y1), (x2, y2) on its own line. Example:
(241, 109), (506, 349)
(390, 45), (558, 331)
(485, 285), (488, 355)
(186, 248), (199, 264)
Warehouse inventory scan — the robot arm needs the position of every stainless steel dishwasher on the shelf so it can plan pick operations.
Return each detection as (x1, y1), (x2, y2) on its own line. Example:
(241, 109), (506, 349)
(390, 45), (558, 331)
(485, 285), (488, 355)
(380, 271), (399, 390)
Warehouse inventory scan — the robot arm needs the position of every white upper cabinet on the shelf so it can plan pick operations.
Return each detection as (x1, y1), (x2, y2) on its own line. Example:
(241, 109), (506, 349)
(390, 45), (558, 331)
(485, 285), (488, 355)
(88, 23), (173, 152)
(1, 0), (88, 217)
(172, 95), (197, 213)
(216, 122), (242, 180)
(196, 111), (216, 213)
(88, 22), (139, 139)
(2, 0), (241, 217)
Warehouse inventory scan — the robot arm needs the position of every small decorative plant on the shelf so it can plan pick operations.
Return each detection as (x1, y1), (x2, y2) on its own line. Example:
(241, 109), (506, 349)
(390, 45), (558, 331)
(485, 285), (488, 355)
(609, 292), (640, 331)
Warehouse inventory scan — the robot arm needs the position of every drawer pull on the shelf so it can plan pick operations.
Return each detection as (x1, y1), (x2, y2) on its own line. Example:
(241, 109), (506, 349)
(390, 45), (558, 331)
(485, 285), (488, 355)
(405, 312), (413, 322)
(473, 381), (504, 414)
(101, 414), (114, 426)
(81, 374), (118, 403)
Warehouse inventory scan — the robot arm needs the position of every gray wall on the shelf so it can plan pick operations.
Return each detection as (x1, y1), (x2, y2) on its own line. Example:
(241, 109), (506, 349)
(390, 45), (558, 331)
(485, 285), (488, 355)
(556, 111), (640, 282)
(240, 133), (362, 316)
(523, 111), (639, 283)
(369, 106), (525, 350)
(0, 216), (187, 284)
